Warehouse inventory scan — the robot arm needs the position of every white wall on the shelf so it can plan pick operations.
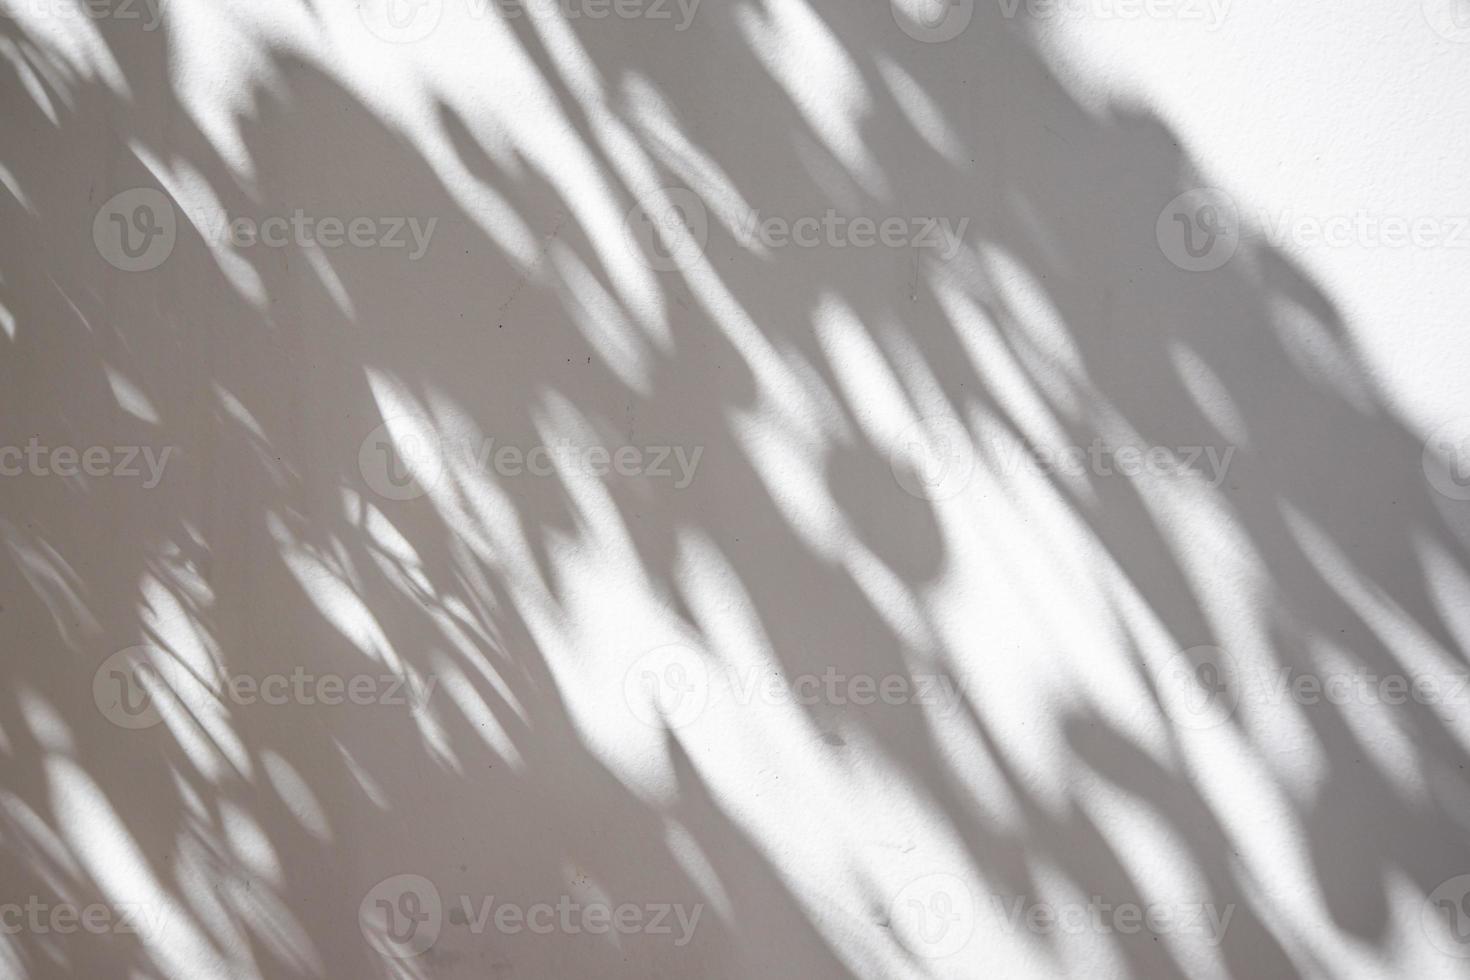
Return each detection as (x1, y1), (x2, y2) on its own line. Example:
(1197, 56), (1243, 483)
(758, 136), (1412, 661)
(3, 0), (1470, 977)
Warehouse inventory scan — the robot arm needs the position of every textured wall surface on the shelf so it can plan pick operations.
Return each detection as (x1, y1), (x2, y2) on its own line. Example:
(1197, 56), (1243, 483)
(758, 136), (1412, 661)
(3, 1), (1470, 977)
